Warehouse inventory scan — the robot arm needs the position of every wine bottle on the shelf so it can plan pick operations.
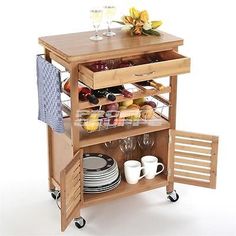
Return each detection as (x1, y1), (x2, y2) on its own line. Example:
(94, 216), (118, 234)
(62, 78), (82, 94)
(136, 81), (164, 91)
(79, 87), (99, 104)
(92, 89), (116, 101)
(108, 85), (133, 98)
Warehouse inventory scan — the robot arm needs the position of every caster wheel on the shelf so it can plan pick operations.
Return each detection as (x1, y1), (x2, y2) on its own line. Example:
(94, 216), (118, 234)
(74, 217), (86, 229)
(51, 190), (60, 200)
(167, 190), (179, 202)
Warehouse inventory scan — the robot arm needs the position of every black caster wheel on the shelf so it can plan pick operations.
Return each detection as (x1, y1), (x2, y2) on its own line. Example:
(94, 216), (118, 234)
(74, 217), (86, 229)
(50, 190), (60, 200)
(167, 190), (179, 202)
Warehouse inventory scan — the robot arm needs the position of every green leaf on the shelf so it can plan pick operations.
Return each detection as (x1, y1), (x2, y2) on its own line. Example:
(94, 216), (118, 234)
(144, 29), (160, 36)
(150, 30), (161, 36)
(112, 20), (125, 25)
(142, 29), (150, 36)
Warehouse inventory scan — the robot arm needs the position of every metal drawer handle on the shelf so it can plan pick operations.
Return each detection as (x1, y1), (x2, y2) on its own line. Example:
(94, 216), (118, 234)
(134, 71), (155, 77)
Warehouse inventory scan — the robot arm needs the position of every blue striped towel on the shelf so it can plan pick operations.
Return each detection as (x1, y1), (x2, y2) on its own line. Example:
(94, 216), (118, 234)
(36, 55), (64, 133)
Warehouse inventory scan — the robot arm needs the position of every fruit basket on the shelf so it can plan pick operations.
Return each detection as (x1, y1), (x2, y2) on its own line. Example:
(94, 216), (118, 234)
(62, 95), (169, 133)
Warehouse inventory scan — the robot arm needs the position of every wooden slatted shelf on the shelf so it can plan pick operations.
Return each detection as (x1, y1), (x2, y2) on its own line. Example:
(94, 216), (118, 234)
(62, 86), (171, 111)
(83, 174), (167, 208)
(63, 115), (170, 148)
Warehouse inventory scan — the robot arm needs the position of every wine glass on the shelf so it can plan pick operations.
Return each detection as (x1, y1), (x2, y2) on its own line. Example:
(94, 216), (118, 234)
(119, 137), (137, 161)
(103, 5), (116, 37)
(90, 9), (103, 41)
(138, 133), (155, 152)
(104, 140), (118, 149)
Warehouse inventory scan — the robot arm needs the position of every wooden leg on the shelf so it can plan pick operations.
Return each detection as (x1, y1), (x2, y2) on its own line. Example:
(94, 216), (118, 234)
(166, 182), (174, 193)
(70, 62), (80, 153)
(44, 49), (55, 190)
(167, 75), (177, 194)
(169, 75), (177, 128)
(47, 126), (55, 190)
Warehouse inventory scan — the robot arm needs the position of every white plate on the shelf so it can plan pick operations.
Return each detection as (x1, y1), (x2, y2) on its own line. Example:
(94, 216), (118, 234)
(83, 153), (115, 173)
(84, 167), (118, 179)
(84, 175), (121, 193)
(84, 172), (119, 187)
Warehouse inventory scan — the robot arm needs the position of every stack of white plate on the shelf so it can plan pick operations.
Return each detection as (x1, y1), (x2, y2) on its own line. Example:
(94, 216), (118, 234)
(83, 153), (121, 193)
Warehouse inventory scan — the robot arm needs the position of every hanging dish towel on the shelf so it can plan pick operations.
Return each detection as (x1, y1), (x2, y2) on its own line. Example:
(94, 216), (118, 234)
(36, 55), (64, 133)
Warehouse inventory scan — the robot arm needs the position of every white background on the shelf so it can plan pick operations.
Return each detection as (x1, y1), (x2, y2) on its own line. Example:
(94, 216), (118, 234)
(1, 0), (236, 235)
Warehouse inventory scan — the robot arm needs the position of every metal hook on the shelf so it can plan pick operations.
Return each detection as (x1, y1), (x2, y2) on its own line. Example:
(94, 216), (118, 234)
(37, 53), (69, 74)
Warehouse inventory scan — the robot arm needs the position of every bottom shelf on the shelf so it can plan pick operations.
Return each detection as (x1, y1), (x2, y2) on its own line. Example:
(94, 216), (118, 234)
(83, 174), (167, 208)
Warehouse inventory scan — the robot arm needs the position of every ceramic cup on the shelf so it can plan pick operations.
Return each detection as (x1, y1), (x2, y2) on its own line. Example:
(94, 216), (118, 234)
(124, 160), (146, 184)
(141, 155), (164, 179)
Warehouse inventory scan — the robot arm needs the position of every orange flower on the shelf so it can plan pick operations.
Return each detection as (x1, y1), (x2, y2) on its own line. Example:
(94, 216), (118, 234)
(122, 16), (134, 24)
(115, 7), (162, 36)
(140, 10), (149, 23)
(135, 20), (144, 28)
(133, 26), (142, 35)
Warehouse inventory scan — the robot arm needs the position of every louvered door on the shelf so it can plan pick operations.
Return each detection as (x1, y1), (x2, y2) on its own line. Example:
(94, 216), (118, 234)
(170, 130), (218, 188)
(60, 149), (83, 231)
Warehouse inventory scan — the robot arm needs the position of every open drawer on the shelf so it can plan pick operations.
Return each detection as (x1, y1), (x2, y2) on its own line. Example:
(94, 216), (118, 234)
(79, 50), (190, 89)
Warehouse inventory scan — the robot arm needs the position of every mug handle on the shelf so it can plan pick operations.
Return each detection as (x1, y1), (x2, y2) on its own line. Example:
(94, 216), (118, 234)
(138, 166), (147, 180)
(155, 163), (164, 176)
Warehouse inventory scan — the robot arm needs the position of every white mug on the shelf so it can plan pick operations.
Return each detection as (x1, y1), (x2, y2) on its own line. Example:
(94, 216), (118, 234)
(141, 156), (164, 179)
(124, 160), (146, 184)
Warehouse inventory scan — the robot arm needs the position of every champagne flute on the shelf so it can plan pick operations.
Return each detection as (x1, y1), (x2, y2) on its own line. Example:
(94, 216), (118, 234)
(90, 9), (103, 41)
(103, 5), (116, 37)
(119, 137), (137, 161)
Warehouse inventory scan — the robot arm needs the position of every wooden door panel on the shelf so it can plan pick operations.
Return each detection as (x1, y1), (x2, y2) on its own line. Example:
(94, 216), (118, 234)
(60, 149), (83, 231)
(170, 130), (218, 188)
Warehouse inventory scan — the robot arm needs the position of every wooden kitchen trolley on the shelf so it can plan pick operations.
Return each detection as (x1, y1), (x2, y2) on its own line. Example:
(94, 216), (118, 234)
(38, 29), (219, 232)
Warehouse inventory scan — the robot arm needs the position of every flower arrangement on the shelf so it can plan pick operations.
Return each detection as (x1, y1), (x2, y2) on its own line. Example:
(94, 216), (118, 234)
(114, 7), (162, 36)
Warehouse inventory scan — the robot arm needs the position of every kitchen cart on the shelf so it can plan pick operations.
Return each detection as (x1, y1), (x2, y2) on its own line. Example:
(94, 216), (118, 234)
(38, 29), (219, 232)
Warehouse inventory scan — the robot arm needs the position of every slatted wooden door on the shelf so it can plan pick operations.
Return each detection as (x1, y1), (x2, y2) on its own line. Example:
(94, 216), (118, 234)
(60, 149), (83, 231)
(170, 130), (218, 188)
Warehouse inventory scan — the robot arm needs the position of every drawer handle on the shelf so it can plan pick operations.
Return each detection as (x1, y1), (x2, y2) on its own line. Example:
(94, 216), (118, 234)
(134, 71), (155, 77)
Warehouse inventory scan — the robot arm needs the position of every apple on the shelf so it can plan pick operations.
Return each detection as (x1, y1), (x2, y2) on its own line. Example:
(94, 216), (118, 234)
(102, 117), (120, 127)
(109, 117), (119, 126)
(140, 105), (154, 120)
(133, 97), (145, 106)
(119, 106), (127, 111)
(127, 114), (141, 122)
(102, 103), (119, 111)
(120, 99), (133, 107)
(128, 104), (140, 110)
(143, 101), (157, 108)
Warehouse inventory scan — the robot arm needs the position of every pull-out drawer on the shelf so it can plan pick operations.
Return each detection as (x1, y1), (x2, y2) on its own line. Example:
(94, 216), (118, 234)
(79, 50), (190, 89)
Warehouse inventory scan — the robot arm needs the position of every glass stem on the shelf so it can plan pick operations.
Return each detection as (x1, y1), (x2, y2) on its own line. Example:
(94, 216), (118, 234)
(107, 21), (111, 33)
(126, 152), (132, 161)
(94, 26), (99, 37)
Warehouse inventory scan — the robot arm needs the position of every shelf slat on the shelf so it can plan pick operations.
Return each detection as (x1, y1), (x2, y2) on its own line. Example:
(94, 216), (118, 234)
(62, 86), (171, 110)
(83, 174), (167, 208)
(63, 115), (170, 148)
